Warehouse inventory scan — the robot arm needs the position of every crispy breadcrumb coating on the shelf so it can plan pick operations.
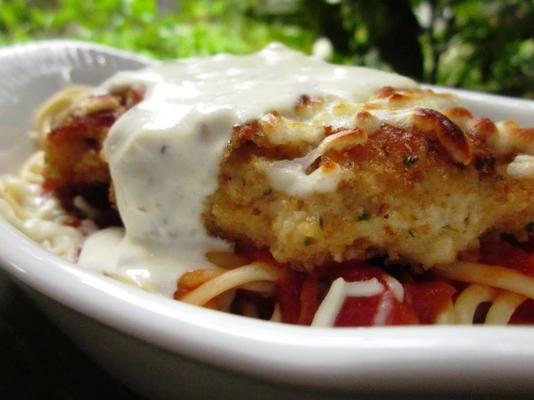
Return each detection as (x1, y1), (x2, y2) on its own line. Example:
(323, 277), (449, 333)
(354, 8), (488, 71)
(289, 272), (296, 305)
(43, 86), (534, 269)
(205, 88), (534, 269)
(43, 86), (143, 224)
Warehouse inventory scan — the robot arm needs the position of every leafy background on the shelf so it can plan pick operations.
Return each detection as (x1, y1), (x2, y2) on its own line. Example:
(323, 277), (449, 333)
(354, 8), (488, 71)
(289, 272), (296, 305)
(1, 0), (533, 98)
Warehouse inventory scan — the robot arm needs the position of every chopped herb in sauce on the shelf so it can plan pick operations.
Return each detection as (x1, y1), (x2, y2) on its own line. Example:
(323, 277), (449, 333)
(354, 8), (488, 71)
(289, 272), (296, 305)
(304, 236), (314, 246)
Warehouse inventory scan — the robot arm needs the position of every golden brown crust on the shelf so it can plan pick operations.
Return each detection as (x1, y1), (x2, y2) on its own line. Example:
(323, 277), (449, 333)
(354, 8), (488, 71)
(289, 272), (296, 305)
(42, 85), (144, 223)
(42, 85), (533, 268)
(206, 88), (534, 269)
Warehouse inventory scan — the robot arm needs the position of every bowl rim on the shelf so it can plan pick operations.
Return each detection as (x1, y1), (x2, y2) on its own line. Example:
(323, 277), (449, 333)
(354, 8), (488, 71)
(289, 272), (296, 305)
(0, 38), (155, 65)
(1, 40), (534, 392)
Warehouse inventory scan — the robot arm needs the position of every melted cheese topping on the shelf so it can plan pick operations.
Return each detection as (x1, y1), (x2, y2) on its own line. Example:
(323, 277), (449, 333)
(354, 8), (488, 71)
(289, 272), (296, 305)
(91, 43), (416, 288)
(507, 154), (534, 179)
(266, 160), (344, 197)
(383, 274), (404, 302)
(263, 95), (466, 197)
(494, 121), (534, 157)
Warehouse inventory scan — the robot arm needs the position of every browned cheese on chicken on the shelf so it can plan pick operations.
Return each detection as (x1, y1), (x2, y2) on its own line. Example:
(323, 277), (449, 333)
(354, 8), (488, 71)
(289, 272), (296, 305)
(205, 88), (534, 269)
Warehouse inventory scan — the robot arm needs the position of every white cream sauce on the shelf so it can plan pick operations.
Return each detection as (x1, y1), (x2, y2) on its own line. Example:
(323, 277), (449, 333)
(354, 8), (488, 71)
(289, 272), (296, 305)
(77, 226), (185, 296)
(85, 43), (416, 292)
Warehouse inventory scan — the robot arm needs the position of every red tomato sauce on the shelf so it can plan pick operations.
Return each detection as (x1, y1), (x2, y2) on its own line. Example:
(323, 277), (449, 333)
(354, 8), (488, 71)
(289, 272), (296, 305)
(278, 262), (457, 327)
(335, 296), (383, 326)
(404, 281), (456, 324)
(273, 234), (534, 326)
(479, 237), (534, 277)
(510, 299), (534, 324)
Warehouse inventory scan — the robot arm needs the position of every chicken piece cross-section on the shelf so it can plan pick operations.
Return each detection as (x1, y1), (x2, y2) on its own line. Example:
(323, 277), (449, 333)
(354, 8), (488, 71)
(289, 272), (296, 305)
(205, 88), (534, 269)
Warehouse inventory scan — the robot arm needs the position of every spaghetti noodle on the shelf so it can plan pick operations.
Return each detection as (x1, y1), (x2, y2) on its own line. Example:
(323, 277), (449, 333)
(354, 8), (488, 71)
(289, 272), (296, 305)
(0, 151), (91, 261)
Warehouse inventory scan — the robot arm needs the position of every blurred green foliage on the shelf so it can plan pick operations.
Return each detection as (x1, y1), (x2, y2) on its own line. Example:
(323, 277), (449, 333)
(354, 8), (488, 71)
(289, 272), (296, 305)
(0, 0), (532, 98)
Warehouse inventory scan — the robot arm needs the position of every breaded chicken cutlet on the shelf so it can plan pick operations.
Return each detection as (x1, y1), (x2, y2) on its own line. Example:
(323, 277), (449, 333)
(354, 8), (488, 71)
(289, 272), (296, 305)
(43, 86), (534, 269)
(43, 85), (144, 224)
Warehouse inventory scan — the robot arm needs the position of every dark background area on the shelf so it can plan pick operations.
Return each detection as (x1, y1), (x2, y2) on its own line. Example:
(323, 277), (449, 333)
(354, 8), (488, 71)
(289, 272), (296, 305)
(0, 269), (144, 399)
(1, 0), (533, 98)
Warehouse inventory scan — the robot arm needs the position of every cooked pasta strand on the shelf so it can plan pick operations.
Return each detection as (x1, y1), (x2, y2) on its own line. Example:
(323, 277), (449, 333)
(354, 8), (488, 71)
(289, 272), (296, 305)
(180, 262), (282, 306)
(178, 267), (226, 290)
(485, 292), (526, 325)
(435, 301), (456, 324)
(238, 281), (276, 295)
(434, 283), (527, 325)
(453, 284), (497, 324)
(34, 85), (91, 144)
(435, 262), (534, 301)
(20, 151), (45, 183)
(0, 151), (84, 261)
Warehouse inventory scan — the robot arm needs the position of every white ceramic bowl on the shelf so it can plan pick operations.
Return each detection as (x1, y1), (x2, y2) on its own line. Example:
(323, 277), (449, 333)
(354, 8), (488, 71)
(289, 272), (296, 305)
(1, 41), (534, 400)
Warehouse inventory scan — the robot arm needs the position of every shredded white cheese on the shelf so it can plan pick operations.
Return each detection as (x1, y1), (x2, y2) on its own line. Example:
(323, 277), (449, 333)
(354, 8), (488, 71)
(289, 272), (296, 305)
(266, 159), (344, 197)
(506, 154), (534, 179)
(373, 292), (394, 326)
(383, 274), (404, 302)
(311, 277), (347, 327)
(311, 277), (387, 327)
(344, 278), (385, 297)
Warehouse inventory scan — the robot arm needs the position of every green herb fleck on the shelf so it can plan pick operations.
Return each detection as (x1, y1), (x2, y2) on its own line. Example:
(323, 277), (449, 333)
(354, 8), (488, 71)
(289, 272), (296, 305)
(403, 154), (419, 167)
(357, 211), (372, 221)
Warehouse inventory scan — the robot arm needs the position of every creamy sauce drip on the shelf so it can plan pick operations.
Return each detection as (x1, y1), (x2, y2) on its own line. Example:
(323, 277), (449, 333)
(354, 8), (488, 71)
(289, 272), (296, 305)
(90, 43), (416, 291)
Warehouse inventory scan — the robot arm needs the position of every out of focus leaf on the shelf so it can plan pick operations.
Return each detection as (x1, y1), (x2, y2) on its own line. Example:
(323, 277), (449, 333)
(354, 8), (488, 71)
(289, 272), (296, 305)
(0, 0), (531, 98)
